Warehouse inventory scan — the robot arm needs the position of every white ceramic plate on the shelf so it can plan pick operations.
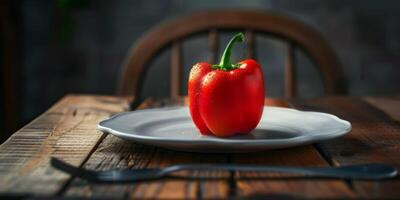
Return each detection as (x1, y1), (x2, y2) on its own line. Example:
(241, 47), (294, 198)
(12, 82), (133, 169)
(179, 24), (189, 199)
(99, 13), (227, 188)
(98, 106), (351, 153)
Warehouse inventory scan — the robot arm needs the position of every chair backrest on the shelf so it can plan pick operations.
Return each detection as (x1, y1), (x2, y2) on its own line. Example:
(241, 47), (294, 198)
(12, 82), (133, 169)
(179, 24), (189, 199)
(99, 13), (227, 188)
(118, 9), (347, 99)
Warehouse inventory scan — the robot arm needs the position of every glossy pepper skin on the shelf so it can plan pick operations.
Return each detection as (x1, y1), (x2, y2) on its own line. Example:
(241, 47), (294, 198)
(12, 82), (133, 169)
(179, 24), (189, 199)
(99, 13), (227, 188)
(188, 33), (265, 137)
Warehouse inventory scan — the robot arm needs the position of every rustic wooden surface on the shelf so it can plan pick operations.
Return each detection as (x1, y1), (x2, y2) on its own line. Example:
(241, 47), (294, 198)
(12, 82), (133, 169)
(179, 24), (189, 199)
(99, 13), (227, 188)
(0, 94), (399, 199)
(0, 95), (130, 197)
(290, 96), (400, 198)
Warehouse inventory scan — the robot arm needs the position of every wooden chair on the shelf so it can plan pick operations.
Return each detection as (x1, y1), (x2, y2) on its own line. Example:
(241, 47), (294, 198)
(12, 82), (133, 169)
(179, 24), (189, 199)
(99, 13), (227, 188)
(118, 10), (347, 102)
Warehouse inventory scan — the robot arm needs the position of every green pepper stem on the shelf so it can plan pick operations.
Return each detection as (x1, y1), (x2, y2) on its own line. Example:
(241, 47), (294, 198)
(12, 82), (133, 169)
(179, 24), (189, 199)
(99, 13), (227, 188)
(216, 32), (245, 70)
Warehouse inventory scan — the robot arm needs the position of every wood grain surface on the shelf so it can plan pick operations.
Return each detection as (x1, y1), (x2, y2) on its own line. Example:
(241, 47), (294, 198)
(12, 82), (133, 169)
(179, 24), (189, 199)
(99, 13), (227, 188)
(65, 99), (229, 199)
(0, 95), (129, 196)
(290, 96), (400, 199)
(65, 98), (355, 199)
(364, 95), (400, 121)
(0, 94), (399, 199)
(233, 99), (355, 199)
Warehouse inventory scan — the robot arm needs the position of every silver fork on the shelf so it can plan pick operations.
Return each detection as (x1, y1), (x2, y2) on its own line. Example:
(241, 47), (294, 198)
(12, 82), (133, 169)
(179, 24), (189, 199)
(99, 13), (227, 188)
(51, 157), (397, 183)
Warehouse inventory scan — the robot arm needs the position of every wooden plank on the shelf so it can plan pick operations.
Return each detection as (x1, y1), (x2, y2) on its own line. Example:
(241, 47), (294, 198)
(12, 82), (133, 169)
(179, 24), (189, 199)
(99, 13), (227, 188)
(65, 136), (230, 199)
(233, 99), (356, 199)
(234, 146), (356, 199)
(65, 98), (230, 199)
(290, 96), (400, 198)
(363, 96), (400, 121)
(0, 95), (129, 196)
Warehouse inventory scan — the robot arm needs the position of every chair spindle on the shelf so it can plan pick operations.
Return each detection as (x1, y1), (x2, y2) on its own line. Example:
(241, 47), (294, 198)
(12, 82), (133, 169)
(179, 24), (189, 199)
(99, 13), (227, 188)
(209, 29), (219, 64)
(246, 30), (256, 59)
(170, 41), (182, 98)
(284, 42), (296, 98)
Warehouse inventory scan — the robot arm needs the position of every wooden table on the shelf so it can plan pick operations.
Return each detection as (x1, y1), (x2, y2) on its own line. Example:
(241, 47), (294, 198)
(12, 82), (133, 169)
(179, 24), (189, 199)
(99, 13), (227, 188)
(0, 94), (399, 199)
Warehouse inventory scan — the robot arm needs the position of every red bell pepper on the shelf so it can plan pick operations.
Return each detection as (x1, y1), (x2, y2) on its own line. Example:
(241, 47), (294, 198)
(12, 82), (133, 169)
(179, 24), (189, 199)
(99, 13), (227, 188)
(188, 33), (265, 137)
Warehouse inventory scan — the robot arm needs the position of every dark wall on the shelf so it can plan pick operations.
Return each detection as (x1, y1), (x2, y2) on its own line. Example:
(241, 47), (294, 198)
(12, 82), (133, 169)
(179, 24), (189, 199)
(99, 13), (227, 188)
(9, 0), (400, 129)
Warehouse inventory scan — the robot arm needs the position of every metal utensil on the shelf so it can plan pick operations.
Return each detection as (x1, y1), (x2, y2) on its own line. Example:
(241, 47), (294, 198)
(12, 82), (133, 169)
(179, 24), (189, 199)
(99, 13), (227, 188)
(51, 157), (397, 183)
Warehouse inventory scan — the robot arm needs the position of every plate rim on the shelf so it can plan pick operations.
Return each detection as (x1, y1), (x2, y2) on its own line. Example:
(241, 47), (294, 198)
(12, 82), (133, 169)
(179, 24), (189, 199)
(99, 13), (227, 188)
(98, 106), (351, 146)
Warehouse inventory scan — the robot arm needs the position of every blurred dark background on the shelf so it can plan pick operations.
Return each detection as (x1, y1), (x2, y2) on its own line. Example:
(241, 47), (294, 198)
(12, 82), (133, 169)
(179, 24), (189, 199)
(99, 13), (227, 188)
(1, 0), (399, 143)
